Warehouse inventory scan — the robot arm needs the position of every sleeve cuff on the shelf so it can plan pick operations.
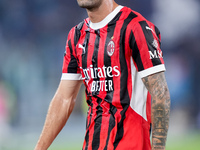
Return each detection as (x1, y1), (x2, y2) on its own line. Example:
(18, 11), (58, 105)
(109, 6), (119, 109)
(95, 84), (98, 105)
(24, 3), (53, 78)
(138, 64), (166, 78)
(61, 73), (83, 80)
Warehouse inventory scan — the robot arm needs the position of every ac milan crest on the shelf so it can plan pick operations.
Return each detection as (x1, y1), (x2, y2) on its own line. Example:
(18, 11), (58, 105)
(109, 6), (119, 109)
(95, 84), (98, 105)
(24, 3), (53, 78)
(152, 39), (159, 49)
(107, 40), (115, 56)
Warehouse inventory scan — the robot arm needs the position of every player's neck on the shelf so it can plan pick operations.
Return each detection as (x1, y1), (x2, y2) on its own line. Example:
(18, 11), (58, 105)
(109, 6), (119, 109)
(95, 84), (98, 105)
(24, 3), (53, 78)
(86, 1), (119, 23)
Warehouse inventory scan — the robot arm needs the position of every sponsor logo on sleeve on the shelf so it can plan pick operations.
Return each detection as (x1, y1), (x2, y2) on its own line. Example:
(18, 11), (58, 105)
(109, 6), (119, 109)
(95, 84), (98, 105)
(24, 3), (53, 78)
(149, 50), (163, 59)
(152, 39), (159, 49)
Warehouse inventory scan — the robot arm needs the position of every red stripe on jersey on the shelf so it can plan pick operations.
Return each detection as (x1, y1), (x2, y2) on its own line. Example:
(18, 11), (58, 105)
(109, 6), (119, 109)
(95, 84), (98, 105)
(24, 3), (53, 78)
(97, 102), (110, 150)
(63, 22), (88, 74)
(97, 27), (108, 98)
(102, 107), (121, 150)
(134, 22), (154, 69)
(124, 23), (133, 102)
(76, 22), (89, 70)
(85, 32), (98, 150)
(70, 28), (76, 58)
(83, 105), (92, 150)
(97, 27), (111, 149)
(110, 10), (130, 109)
(113, 11), (139, 149)
(87, 32), (97, 92)
(87, 109), (97, 150)
(62, 29), (74, 73)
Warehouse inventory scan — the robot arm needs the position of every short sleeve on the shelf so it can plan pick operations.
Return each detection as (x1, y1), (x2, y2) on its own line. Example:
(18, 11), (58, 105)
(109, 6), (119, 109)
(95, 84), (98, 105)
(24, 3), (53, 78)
(61, 28), (82, 80)
(129, 21), (166, 78)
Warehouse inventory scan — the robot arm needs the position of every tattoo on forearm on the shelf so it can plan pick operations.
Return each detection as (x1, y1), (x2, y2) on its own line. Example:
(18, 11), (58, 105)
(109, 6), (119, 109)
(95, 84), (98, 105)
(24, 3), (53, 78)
(142, 72), (170, 149)
(152, 103), (168, 147)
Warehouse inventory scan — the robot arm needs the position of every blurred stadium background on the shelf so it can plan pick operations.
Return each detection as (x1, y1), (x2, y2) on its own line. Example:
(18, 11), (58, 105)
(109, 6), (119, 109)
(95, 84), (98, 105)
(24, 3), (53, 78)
(0, 0), (200, 149)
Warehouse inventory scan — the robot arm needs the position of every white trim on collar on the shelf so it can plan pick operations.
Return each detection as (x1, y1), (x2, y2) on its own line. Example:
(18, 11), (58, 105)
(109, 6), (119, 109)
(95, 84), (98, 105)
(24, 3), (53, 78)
(89, 5), (124, 30)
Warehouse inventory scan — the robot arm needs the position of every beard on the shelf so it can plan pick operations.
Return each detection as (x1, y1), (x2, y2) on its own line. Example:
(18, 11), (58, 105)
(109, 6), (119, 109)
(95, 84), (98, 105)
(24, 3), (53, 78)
(77, 0), (103, 10)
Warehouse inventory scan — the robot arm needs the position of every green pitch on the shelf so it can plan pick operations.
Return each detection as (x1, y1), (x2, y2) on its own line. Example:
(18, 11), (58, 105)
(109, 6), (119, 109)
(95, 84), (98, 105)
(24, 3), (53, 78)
(1, 133), (200, 150)
(49, 133), (200, 150)
(166, 133), (200, 150)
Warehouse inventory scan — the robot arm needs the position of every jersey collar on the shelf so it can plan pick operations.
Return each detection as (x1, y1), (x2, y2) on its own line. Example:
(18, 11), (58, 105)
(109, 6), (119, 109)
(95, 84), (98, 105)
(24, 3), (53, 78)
(89, 5), (124, 30)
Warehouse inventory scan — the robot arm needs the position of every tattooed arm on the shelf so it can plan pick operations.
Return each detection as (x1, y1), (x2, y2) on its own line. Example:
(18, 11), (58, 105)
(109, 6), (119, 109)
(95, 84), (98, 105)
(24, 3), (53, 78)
(142, 71), (170, 150)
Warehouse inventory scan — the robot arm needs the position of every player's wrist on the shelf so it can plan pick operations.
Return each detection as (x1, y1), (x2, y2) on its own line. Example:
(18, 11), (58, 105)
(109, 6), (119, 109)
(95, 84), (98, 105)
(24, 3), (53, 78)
(152, 145), (166, 150)
(34, 146), (47, 150)
(34, 143), (48, 150)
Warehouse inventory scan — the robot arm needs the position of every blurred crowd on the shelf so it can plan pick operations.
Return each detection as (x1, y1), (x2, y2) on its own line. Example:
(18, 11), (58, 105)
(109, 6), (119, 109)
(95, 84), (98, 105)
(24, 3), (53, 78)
(0, 0), (200, 145)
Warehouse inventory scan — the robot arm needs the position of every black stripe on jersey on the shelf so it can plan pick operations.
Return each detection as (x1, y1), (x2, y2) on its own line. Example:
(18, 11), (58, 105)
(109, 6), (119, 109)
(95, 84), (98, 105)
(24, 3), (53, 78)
(82, 29), (90, 79)
(114, 11), (137, 149)
(109, 11), (122, 25)
(119, 12), (137, 105)
(139, 21), (162, 66)
(91, 31), (103, 150)
(154, 25), (161, 45)
(103, 104), (117, 150)
(67, 39), (79, 73)
(129, 30), (144, 71)
(74, 21), (84, 45)
(103, 15), (120, 102)
(92, 97), (103, 150)
(103, 13), (121, 149)
(91, 30), (100, 96)
(120, 11), (137, 104)
(154, 26), (160, 38)
(82, 30), (90, 150)
(149, 123), (152, 137)
(84, 98), (93, 150)
(74, 21), (84, 60)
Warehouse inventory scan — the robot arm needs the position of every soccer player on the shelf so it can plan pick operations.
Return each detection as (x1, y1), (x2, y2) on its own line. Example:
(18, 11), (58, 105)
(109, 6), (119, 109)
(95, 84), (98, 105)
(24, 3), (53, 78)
(34, 0), (171, 150)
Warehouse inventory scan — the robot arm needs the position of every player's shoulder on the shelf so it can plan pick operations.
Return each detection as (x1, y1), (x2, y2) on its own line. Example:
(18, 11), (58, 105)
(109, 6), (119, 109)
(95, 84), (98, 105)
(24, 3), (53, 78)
(122, 6), (159, 33)
(72, 18), (90, 32)
(67, 19), (89, 46)
(68, 19), (88, 38)
(68, 20), (84, 34)
(124, 6), (153, 25)
(75, 20), (86, 31)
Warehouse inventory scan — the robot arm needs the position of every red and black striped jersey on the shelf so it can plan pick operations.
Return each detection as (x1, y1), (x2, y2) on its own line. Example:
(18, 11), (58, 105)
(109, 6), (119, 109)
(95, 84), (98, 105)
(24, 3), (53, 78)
(62, 5), (165, 150)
